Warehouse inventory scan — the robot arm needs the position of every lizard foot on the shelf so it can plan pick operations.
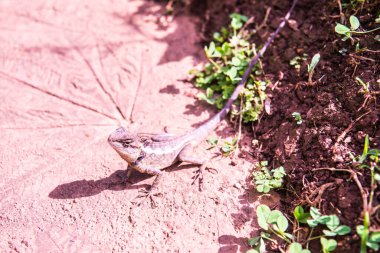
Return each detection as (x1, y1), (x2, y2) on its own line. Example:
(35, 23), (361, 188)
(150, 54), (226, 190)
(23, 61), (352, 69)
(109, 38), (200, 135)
(116, 171), (132, 185)
(135, 188), (163, 208)
(191, 166), (218, 191)
(191, 167), (204, 191)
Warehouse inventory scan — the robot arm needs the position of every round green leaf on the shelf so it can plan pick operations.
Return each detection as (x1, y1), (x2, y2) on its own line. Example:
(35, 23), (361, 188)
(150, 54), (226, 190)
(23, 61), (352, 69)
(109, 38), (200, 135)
(335, 225), (351, 235)
(335, 24), (350, 35)
(349, 15), (360, 30)
(288, 242), (302, 253)
(267, 210), (283, 223)
(326, 215), (340, 230)
(276, 215), (289, 232)
(256, 205), (270, 230)
(356, 225), (365, 236)
(248, 237), (260, 246)
(310, 207), (321, 219)
(321, 237), (337, 251)
(323, 229), (337, 237)
(370, 232), (380, 242)
(366, 241), (379, 251)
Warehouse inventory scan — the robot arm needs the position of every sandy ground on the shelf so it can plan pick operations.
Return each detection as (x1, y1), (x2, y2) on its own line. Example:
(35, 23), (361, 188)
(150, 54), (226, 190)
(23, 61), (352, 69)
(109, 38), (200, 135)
(0, 0), (275, 252)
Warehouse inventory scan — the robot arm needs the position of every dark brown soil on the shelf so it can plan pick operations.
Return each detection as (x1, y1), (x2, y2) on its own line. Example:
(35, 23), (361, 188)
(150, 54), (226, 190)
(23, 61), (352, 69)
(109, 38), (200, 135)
(184, 0), (380, 251)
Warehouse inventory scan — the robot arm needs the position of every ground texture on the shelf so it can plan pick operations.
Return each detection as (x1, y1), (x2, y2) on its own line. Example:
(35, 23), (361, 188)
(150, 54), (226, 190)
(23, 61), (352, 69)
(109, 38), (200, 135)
(0, 0), (272, 252)
(1, 0), (379, 252)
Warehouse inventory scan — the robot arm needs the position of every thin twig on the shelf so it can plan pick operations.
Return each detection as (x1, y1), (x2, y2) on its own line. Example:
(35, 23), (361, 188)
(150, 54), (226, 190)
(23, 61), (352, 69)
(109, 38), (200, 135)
(334, 111), (371, 145)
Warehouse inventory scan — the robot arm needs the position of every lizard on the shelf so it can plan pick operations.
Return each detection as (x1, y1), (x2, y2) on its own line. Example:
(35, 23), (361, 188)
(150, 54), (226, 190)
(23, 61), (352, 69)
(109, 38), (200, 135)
(108, 0), (298, 206)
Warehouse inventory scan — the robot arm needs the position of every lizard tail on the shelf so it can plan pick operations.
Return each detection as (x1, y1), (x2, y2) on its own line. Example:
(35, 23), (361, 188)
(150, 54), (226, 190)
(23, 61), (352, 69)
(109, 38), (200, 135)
(193, 0), (298, 139)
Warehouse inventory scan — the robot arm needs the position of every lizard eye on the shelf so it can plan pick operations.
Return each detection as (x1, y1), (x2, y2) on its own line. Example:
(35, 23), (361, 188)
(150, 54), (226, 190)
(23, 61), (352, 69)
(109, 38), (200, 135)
(120, 139), (133, 147)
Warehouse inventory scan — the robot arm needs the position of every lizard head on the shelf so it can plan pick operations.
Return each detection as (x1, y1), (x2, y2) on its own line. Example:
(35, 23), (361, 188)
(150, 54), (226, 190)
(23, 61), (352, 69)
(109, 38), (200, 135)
(108, 127), (143, 163)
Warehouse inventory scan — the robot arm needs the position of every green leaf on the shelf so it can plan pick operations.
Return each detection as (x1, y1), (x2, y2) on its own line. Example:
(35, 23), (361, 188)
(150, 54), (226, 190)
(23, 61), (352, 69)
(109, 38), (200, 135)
(284, 232), (294, 239)
(256, 205), (270, 230)
(231, 57), (241, 66)
(259, 238), (266, 253)
(225, 67), (237, 80)
(206, 87), (214, 98)
(307, 53), (320, 73)
(367, 241), (379, 251)
(321, 237), (337, 252)
(317, 215), (331, 225)
(363, 134), (369, 156)
(356, 225), (365, 236)
(307, 219), (319, 228)
(248, 236), (260, 246)
(349, 15), (360, 30)
(326, 215), (340, 230)
(275, 214), (289, 232)
(267, 210), (283, 224)
(335, 24), (350, 35)
(370, 232), (380, 242)
(294, 206), (311, 223)
(288, 242), (302, 253)
(375, 173), (380, 182)
(323, 230), (337, 237)
(260, 232), (271, 240)
(273, 166), (286, 178)
(246, 250), (259, 253)
(334, 225), (351, 235)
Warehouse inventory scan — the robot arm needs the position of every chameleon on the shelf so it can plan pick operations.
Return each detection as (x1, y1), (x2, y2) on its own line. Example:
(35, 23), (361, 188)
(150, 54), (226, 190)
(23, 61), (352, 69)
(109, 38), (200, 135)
(108, 0), (298, 206)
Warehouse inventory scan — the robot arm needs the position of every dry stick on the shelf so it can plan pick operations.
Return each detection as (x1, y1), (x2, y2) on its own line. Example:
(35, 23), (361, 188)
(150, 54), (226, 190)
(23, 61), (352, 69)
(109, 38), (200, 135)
(314, 167), (368, 215)
(336, 0), (344, 24)
(305, 182), (336, 206)
(333, 111), (371, 147)
(256, 7), (272, 32)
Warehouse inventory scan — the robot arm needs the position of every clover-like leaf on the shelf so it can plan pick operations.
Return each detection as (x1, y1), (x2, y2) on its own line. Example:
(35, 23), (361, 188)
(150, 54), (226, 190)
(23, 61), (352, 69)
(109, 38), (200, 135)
(335, 24), (350, 35)
(256, 204), (271, 230)
(288, 242), (302, 253)
(334, 225), (351, 235)
(275, 214), (289, 232)
(321, 237), (337, 252)
(349, 15), (360, 30)
(267, 210), (283, 224)
(370, 232), (380, 242)
(294, 206), (311, 223)
(326, 215), (340, 230)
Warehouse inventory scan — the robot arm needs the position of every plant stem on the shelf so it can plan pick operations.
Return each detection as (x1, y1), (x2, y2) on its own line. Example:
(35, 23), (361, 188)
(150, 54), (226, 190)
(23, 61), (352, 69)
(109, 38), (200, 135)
(351, 26), (380, 34)
(308, 235), (324, 241)
(268, 227), (292, 244)
(207, 56), (222, 70)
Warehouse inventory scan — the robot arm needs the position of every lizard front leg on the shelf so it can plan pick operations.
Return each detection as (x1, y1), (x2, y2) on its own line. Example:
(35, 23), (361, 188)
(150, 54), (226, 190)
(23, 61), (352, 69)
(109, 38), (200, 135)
(134, 165), (163, 208)
(178, 145), (210, 191)
(117, 165), (133, 184)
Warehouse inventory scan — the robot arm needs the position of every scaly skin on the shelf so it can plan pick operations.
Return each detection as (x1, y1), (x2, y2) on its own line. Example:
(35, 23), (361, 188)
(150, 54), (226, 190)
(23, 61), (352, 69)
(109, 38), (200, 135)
(108, 0), (298, 207)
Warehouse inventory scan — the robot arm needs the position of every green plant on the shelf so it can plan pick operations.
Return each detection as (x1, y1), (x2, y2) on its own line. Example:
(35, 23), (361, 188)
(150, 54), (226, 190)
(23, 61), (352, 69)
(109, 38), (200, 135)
(192, 13), (269, 123)
(247, 205), (351, 253)
(292, 112), (302, 125)
(335, 15), (380, 41)
(307, 53), (320, 84)
(221, 137), (238, 156)
(206, 136), (220, 150)
(252, 161), (286, 193)
(289, 54), (308, 70)
(352, 135), (380, 253)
